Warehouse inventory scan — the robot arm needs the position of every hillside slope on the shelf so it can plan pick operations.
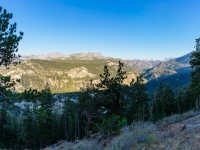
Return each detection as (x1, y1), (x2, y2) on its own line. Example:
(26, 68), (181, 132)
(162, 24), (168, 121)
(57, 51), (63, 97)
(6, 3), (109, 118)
(0, 52), (193, 93)
(0, 59), (137, 93)
(145, 53), (192, 91)
(43, 111), (200, 150)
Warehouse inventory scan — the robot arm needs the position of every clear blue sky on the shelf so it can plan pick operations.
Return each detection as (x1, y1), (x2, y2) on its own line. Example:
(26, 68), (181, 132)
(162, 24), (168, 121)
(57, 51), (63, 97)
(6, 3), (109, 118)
(1, 0), (200, 60)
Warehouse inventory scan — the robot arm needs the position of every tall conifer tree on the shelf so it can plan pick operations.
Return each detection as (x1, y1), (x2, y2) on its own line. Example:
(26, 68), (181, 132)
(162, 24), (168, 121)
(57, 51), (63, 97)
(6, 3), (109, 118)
(190, 38), (200, 109)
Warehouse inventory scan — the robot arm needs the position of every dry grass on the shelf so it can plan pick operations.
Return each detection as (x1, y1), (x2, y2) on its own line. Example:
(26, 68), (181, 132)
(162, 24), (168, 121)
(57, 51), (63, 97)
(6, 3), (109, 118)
(64, 122), (156, 150)
(157, 110), (198, 127)
(67, 140), (103, 150)
(106, 122), (156, 150)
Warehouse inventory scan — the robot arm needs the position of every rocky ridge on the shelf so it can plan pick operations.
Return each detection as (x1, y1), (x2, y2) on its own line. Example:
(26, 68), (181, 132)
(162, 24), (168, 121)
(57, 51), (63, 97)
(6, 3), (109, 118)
(0, 58), (137, 93)
(0, 52), (193, 93)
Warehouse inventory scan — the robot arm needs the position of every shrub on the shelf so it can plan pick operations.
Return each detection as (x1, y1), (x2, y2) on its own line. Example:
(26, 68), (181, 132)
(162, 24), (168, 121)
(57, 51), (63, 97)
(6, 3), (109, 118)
(107, 122), (156, 150)
(94, 115), (127, 135)
(157, 110), (197, 126)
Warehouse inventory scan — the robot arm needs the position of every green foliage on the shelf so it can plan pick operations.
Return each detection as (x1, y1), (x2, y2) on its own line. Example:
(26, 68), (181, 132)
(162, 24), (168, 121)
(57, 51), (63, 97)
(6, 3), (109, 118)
(190, 38), (200, 109)
(22, 88), (39, 103)
(0, 112), (18, 149)
(94, 115), (127, 135)
(125, 74), (149, 123)
(20, 84), (56, 149)
(76, 61), (129, 138)
(96, 61), (127, 116)
(0, 6), (23, 67)
(0, 75), (21, 149)
(157, 110), (196, 126)
(35, 84), (54, 148)
(21, 106), (39, 149)
(152, 82), (176, 120)
(62, 95), (78, 141)
(77, 61), (150, 138)
(0, 7), (23, 148)
(152, 82), (194, 121)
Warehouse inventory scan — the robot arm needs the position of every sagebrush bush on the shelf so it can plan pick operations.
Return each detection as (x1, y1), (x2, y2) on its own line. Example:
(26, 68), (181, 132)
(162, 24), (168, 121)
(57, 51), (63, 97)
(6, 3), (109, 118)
(106, 122), (156, 150)
(158, 110), (197, 126)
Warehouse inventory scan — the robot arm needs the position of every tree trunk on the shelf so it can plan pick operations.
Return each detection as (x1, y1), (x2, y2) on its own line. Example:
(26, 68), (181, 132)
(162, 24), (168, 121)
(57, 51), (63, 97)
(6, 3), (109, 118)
(75, 113), (76, 141)
(87, 120), (91, 139)
(0, 102), (6, 134)
(86, 111), (92, 139)
(196, 98), (199, 110)
(64, 118), (67, 140)
(77, 112), (80, 140)
(115, 92), (120, 116)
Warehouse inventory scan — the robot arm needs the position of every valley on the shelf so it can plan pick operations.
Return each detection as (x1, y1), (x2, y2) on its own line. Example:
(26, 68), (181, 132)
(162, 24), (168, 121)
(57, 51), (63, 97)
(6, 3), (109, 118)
(0, 52), (192, 94)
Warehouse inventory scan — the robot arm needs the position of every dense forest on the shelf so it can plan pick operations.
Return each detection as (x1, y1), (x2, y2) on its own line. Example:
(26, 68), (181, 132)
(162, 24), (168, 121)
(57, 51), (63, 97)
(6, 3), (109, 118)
(0, 6), (200, 149)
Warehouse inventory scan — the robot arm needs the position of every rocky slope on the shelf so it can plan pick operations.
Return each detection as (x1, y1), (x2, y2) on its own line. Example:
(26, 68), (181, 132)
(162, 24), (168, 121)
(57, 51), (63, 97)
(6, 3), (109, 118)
(152, 114), (200, 150)
(145, 53), (191, 81)
(0, 58), (137, 93)
(145, 53), (192, 92)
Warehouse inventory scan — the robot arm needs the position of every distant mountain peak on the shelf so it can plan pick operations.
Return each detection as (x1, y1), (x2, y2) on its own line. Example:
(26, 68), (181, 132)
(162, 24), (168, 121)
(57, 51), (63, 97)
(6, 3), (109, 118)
(163, 57), (174, 61)
(68, 52), (106, 60)
(21, 52), (68, 60)
(21, 52), (106, 60)
(20, 51), (192, 69)
(174, 52), (192, 64)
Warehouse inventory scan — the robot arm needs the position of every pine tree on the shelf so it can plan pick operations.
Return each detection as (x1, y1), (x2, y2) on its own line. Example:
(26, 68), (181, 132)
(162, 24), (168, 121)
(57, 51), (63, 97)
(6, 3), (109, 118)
(35, 83), (54, 148)
(21, 106), (39, 149)
(0, 6), (23, 67)
(163, 86), (176, 115)
(0, 113), (18, 149)
(62, 95), (77, 141)
(0, 75), (20, 148)
(152, 82), (165, 120)
(190, 38), (200, 110)
(127, 74), (149, 122)
(92, 61), (128, 135)
(0, 6), (23, 148)
(78, 80), (99, 138)
(96, 61), (127, 116)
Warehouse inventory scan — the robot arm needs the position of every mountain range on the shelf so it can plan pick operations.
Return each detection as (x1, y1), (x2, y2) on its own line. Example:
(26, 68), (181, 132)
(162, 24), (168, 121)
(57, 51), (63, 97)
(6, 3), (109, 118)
(0, 52), (193, 93)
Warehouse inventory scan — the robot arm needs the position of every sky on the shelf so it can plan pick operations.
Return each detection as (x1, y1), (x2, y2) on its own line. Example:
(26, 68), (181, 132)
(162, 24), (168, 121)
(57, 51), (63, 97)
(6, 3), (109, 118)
(1, 0), (200, 60)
